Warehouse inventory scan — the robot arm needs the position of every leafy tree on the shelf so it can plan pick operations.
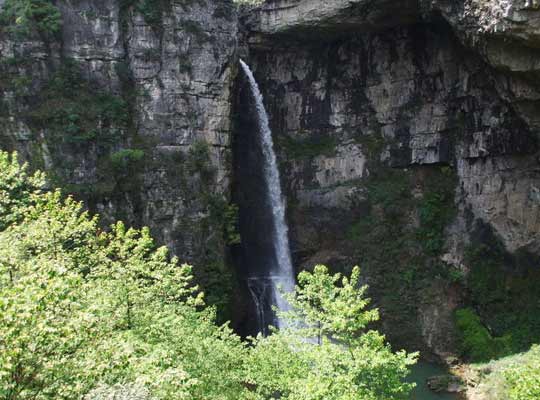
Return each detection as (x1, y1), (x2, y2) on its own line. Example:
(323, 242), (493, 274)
(0, 151), (418, 400)
(283, 265), (379, 344)
(0, 191), (102, 399)
(0, 152), (248, 400)
(0, 152), (45, 231)
(246, 266), (418, 400)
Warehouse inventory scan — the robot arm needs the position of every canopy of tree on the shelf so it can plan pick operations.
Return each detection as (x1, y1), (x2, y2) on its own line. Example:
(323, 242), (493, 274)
(0, 151), (417, 400)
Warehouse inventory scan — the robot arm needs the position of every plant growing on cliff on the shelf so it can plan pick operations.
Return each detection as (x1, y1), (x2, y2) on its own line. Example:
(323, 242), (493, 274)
(416, 166), (457, 256)
(0, 0), (61, 37)
(503, 345), (540, 400)
(27, 60), (130, 145)
(454, 308), (512, 362)
(458, 226), (540, 360)
(110, 149), (145, 171)
(466, 345), (540, 400)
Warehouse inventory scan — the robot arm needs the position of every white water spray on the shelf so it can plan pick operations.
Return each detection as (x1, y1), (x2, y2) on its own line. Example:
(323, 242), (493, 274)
(239, 59), (295, 329)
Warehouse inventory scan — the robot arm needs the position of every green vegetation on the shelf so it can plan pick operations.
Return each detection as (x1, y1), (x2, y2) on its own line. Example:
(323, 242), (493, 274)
(25, 61), (129, 144)
(251, 265), (418, 400)
(2, 57), (144, 205)
(223, 203), (241, 245)
(110, 149), (145, 171)
(353, 133), (386, 158)
(503, 345), (540, 400)
(0, 152), (46, 231)
(454, 308), (512, 362)
(454, 231), (540, 362)
(416, 166), (456, 256)
(0, 151), (418, 400)
(466, 345), (540, 400)
(178, 56), (193, 74)
(119, 0), (171, 30)
(187, 140), (214, 179)
(345, 164), (458, 348)
(1, 57), (235, 324)
(136, 0), (170, 27)
(182, 20), (211, 43)
(0, 0), (61, 37)
(118, 0), (213, 37)
(346, 168), (418, 343)
(279, 134), (338, 159)
(155, 141), (238, 324)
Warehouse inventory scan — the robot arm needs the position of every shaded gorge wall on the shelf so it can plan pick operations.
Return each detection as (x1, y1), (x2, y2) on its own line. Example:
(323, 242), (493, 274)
(242, 20), (540, 359)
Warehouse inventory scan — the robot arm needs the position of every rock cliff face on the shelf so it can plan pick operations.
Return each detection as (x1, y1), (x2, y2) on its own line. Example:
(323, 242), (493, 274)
(0, 0), (239, 317)
(241, 0), (540, 358)
(2, 0), (540, 360)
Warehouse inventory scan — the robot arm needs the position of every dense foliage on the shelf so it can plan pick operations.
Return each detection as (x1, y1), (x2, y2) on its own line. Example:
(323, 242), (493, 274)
(26, 61), (130, 145)
(454, 226), (540, 362)
(0, 0), (61, 37)
(262, 265), (418, 400)
(454, 308), (512, 362)
(503, 345), (540, 400)
(0, 151), (418, 399)
(468, 344), (540, 400)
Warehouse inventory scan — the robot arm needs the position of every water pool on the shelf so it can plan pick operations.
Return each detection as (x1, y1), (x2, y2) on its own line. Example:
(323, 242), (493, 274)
(407, 362), (460, 400)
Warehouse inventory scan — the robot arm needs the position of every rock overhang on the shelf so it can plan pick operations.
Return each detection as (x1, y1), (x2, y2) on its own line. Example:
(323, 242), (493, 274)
(244, 0), (421, 39)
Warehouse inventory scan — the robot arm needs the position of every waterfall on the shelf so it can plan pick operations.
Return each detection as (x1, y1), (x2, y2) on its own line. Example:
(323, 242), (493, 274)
(239, 59), (295, 330)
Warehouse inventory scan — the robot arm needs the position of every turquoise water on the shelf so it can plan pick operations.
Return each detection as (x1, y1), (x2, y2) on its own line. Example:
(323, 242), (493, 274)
(407, 362), (459, 400)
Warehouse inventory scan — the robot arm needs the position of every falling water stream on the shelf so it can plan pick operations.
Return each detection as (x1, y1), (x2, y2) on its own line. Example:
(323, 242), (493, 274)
(238, 60), (460, 400)
(239, 59), (295, 330)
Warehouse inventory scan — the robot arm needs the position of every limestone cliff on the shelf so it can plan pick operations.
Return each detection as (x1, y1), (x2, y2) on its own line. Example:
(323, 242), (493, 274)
(2, 0), (540, 361)
(0, 0), (239, 318)
(241, 0), (540, 359)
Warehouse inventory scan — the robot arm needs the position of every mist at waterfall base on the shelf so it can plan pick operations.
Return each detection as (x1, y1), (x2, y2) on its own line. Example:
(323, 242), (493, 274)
(232, 60), (296, 336)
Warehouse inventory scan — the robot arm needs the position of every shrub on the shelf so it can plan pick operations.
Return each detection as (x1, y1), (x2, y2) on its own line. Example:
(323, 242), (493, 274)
(279, 134), (337, 159)
(463, 229), (540, 354)
(469, 345), (540, 400)
(416, 166), (456, 256)
(110, 149), (145, 170)
(26, 60), (129, 145)
(0, 0), (62, 37)
(455, 308), (512, 362)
